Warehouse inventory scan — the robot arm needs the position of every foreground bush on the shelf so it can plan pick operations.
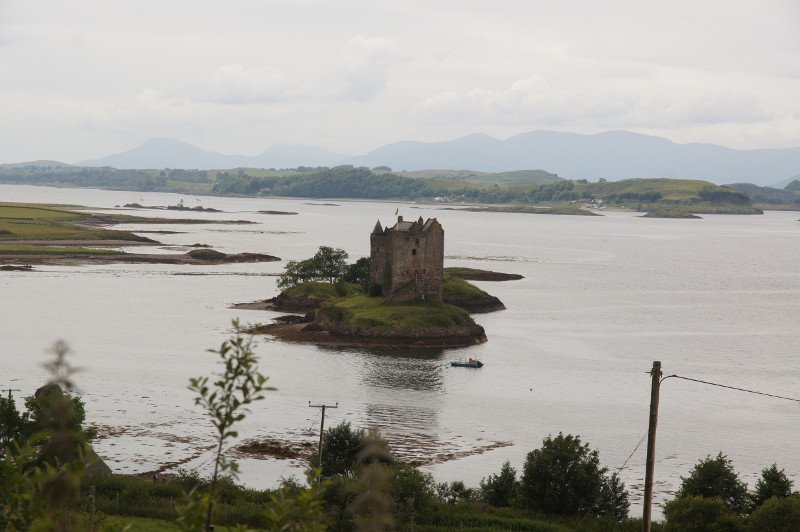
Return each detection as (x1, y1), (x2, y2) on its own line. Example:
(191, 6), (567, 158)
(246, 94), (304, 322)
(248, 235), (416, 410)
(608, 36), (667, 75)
(520, 433), (630, 519)
(663, 496), (743, 531)
(747, 495), (800, 532)
(673, 453), (749, 514)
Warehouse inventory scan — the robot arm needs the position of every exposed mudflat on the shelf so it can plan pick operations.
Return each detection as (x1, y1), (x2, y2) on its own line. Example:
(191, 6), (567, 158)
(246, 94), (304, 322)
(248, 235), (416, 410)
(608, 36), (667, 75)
(0, 264), (34, 271)
(232, 433), (512, 468)
(441, 205), (600, 216)
(82, 215), (256, 225)
(0, 251), (281, 266)
(231, 299), (278, 311)
(642, 211), (702, 219)
(258, 210), (298, 215)
(122, 203), (223, 213)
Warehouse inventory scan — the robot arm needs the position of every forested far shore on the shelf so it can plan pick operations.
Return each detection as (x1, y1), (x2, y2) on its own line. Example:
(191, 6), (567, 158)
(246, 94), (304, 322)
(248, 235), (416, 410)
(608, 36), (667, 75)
(2, 164), (799, 211)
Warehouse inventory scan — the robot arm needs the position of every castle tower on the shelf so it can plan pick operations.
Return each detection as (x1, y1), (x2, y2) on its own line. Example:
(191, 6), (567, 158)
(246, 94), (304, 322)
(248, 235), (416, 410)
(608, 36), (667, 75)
(369, 215), (444, 301)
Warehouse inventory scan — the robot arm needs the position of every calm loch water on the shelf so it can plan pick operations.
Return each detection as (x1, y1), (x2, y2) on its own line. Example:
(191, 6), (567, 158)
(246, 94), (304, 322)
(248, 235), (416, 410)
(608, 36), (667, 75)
(1, 184), (798, 516)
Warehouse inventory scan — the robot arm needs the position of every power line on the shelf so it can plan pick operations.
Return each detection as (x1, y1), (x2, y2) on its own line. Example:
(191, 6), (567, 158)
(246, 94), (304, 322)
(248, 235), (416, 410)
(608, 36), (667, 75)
(271, 409), (322, 489)
(1, 388), (21, 400)
(662, 374), (800, 404)
(615, 430), (648, 474)
(309, 402), (338, 487)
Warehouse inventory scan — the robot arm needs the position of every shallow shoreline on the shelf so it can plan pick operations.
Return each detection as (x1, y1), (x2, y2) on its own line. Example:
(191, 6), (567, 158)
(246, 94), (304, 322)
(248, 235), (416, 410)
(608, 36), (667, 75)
(251, 321), (487, 348)
(0, 251), (280, 266)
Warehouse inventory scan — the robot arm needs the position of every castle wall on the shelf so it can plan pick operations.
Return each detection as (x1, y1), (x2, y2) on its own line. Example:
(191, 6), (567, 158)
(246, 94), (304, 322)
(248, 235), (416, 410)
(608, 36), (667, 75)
(369, 217), (444, 301)
(421, 224), (444, 300)
(370, 234), (388, 293)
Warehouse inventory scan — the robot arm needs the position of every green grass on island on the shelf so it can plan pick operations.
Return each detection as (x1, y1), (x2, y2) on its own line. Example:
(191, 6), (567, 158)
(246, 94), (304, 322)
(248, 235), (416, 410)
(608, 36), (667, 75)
(442, 275), (485, 298)
(283, 280), (363, 299)
(283, 275), (491, 306)
(0, 203), (148, 243)
(318, 296), (475, 331)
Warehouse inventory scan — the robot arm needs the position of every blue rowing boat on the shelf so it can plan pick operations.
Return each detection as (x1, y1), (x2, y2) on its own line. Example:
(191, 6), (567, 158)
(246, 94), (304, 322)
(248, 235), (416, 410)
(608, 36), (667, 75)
(451, 358), (483, 368)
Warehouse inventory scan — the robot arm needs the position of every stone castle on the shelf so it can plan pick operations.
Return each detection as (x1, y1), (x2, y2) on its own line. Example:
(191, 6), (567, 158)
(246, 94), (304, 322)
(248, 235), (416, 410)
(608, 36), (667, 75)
(370, 215), (444, 301)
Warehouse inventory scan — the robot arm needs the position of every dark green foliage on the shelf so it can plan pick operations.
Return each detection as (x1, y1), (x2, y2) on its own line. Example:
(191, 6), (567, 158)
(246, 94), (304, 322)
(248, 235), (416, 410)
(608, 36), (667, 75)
(674, 453), (749, 514)
(311, 421), (366, 478)
(334, 277), (347, 297)
(85, 472), (276, 526)
(22, 389), (95, 468)
(278, 246), (349, 288)
(186, 248), (226, 260)
(0, 397), (27, 452)
(663, 496), (744, 531)
(349, 432), (395, 531)
(520, 433), (628, 519)
(0, 341), (95, 530)
(480, 461), (518, 507)
(437, 480), (475, 504)
(212, 167), (759, 212)
(727, 183), (800, 206)
(342, 256), (371, 290)
(418, 509), (570, 531)
(309, 421), (392, 480)
(277, 258), (318, 288)
(747, 494), (800, 532)
(698, 188), (750, 205)
(214, 165), (434, 199)
(596, 473), (630, 522)
(262, 475), (326, 531)
(389, 467), (437, 522)
(521, 433), (602, 515)
(313, 246), (349, 284)
(0, 167), (159, 191)
(752, 463), (794, 508)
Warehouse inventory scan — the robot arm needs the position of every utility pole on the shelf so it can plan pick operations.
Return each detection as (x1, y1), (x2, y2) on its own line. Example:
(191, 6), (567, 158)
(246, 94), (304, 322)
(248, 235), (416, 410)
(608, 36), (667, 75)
(309, 401), (338, 487)
(2, 389), (21, 401)
(642, 361), (662, 532)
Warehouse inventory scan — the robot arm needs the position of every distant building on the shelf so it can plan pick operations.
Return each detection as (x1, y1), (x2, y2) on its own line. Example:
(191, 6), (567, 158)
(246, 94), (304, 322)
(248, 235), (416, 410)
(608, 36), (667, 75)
(370, 215), (444, 301)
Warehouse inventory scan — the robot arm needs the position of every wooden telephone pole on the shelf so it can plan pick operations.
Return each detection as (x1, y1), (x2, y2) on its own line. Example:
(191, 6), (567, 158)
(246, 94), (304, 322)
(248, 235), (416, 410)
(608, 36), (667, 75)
(642, 361), (662, 532)
(2, 388), (21, 400)
(309, 401), (338, 487)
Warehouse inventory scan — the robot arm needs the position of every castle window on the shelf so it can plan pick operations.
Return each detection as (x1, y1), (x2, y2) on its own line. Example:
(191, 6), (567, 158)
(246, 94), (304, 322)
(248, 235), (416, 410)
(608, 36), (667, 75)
(412, 249), (417, 255)
(415, 238), (419, 245)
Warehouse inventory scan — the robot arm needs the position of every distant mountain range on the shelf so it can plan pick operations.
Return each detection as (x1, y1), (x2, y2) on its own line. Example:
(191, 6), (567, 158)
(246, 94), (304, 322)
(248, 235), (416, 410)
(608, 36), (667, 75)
(347, 131), (800, 186)
(78, 138), (350, 170)
(0, 160), (72, 169)
(19, 131), (800, 186)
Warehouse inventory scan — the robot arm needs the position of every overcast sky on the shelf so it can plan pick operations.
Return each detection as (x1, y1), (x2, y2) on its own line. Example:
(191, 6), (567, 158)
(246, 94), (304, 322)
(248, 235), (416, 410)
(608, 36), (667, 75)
(1, 0), (799, 163)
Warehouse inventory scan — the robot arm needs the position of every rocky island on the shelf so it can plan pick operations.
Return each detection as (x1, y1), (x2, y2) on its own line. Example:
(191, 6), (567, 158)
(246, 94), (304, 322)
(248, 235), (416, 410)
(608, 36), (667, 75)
(239, 216), (521, 347)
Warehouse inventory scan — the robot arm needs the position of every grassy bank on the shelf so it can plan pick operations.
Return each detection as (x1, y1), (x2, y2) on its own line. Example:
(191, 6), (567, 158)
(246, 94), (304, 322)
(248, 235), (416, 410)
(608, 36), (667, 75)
(442, 274), (486, 298)
(284, 276), (492, 304)
(283, 280), (363, 299)
(65, 473), (659, 531)
(0, 203), (149, 242)
(318, 296), (475, 331)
